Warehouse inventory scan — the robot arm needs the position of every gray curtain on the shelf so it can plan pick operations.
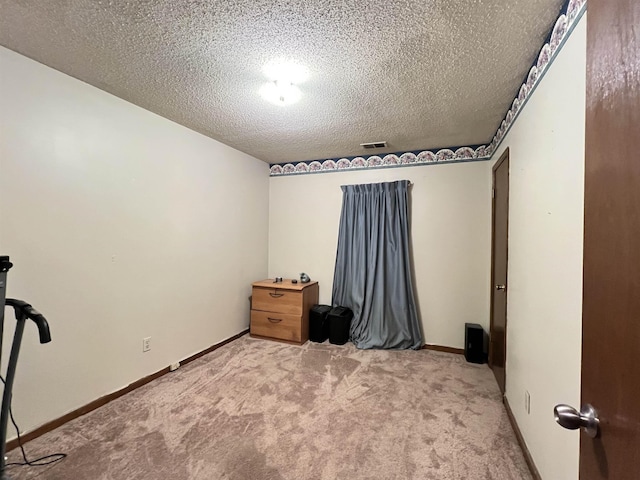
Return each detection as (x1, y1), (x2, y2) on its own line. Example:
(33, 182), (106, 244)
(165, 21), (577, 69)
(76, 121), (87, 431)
(331, 180), (422, 350)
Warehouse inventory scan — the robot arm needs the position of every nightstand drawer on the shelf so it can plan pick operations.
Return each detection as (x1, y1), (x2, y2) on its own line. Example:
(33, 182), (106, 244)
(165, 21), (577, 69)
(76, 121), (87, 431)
(252, 286), (302, 315)
(250, 310), (302, 343)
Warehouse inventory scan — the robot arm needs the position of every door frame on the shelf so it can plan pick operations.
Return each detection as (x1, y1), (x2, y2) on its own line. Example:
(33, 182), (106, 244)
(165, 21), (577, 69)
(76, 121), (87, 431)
(489, 148), (510, 392)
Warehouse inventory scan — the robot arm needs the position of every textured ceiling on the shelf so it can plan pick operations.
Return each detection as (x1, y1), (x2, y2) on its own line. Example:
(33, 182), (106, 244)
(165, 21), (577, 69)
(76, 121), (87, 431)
(0, 0), (565, 164)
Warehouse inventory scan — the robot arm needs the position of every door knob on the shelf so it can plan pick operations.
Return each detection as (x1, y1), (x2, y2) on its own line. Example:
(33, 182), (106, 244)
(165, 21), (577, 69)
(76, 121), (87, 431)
(495, 284), (506, 291)
(554, 404), (599, 438)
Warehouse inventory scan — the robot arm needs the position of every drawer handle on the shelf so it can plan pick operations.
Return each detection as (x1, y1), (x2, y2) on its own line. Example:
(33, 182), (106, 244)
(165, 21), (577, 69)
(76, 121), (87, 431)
(269, 292), (284, 298)
(267, 317), (282, 323)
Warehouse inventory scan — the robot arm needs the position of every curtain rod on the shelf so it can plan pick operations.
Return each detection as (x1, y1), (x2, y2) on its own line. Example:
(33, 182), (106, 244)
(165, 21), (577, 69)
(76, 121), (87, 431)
(341, 180), (413, 187)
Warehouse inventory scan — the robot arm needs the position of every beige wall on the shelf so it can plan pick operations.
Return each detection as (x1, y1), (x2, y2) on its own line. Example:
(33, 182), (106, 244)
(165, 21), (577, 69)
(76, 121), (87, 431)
(492, 16), (586, 480)
(269, 161), (492, 349)
(0, 47), (269, 437)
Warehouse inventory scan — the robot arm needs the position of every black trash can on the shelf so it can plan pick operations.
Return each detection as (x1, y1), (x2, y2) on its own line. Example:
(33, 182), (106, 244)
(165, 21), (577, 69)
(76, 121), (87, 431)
(328, 306), (353, 345)
(309, 304), (332, 343)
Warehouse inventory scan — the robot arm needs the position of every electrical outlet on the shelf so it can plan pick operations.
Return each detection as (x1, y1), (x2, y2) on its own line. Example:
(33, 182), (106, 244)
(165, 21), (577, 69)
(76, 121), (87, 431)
(142, 337), (151, 352)
(169, 362), (180, 371)
(525, 390), (531, 414)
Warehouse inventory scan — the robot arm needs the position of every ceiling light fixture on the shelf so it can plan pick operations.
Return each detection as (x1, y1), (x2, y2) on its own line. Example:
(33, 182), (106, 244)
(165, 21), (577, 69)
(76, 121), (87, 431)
(260, 60), (308, 106)
(263, 61), (309, 84)
(260, 79), (302, 106)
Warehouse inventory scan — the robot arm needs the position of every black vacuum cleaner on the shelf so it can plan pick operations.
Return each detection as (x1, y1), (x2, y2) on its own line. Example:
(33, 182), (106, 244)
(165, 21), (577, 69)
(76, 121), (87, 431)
(0, 256), (52, 479)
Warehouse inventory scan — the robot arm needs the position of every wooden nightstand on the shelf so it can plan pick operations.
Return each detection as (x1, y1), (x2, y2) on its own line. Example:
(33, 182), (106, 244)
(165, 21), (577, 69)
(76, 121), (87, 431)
(250, 279), (319, 345)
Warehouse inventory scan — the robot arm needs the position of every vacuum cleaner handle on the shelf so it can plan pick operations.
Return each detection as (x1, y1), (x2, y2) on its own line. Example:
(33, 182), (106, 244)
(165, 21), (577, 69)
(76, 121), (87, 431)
(4, 298), (52, 344)
(29, 310), (52, 344)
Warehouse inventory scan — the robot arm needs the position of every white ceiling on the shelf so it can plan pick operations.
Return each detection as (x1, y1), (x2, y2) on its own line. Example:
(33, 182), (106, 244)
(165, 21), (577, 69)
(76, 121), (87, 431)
(0, 0), (565, 164)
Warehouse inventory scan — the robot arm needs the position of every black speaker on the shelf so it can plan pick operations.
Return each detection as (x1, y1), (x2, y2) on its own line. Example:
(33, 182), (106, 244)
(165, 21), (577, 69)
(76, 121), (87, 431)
(328, 306), (353, 345)
(465, 323), (486, 364)
(309, 304), (332, 342)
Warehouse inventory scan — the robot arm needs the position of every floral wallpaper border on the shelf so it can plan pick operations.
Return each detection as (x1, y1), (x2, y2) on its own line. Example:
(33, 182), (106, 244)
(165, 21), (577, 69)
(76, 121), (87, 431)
(485, 0), (586, 158)
(269, 0), (587, 177)
(269, 146), (490, 176)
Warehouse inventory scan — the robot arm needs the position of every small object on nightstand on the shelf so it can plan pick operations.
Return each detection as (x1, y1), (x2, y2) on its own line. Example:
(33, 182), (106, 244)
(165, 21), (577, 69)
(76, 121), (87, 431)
(300, 272), (311, 283)
(291, 279), (298, 284)
(274, 277), (283, 283)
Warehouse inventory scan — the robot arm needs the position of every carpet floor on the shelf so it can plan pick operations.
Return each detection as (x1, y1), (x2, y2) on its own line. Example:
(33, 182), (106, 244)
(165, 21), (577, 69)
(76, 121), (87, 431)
(6, 335), (532, 479)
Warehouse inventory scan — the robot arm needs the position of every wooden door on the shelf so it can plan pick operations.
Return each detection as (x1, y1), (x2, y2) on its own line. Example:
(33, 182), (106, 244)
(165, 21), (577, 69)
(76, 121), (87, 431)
(579, 0), (640, 478)
(489, 149), (509, 394)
